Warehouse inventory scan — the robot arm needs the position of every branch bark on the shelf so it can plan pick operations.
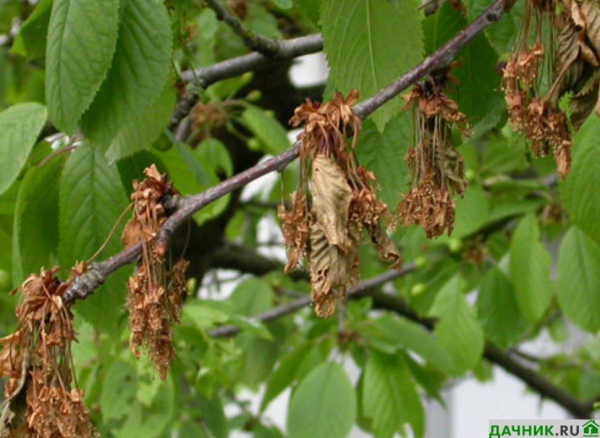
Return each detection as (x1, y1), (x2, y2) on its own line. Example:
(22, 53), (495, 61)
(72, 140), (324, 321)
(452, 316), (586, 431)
(64, 0), (515, 302)
(180, 34), (324, 86)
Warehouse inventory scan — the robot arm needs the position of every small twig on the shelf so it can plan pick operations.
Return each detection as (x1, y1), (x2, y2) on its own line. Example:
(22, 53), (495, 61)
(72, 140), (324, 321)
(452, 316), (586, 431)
(204, 0), (280, 56)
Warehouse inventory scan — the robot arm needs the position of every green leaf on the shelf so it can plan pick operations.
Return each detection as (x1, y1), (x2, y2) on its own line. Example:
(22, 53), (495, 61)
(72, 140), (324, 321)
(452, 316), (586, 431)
(46, 0), (120, 133)
(101, 360), (137, 422)
(11, 0), (53, 61)
(561, 118), (600, 245)
(229, 277), (273, 317)
(477, 268), (529, 348)
(452, 185), (490, 238)
(195, 138), (234, 178)
(261, 343), (313, 412)
(509, 214), (553, 323)
(239, 104), (290, 155)
(12, 157), (64, 284)
(423, 3), (503, 128)
(321, 0), (423, 131)
(105, 81), (176, 163)
(80, 0), (172, 147)
(58, 143), (130, 335)
(0, 102), (47, 195)
(183, 301), (230, 332)
(355, 116), (410, 207)
(268, 0), (293, 8)
(359, 315), (454, 374)
(287, 362), (356, 438)
(363, 351), (424, 438)
(429, 275), (484, 375)
(295, 0), (321, 23)
(558, 228), (600, 332)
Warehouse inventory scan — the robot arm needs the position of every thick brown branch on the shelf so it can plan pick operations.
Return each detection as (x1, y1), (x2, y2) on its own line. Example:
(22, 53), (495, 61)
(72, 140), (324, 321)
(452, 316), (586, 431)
(63, 0), (513, 302)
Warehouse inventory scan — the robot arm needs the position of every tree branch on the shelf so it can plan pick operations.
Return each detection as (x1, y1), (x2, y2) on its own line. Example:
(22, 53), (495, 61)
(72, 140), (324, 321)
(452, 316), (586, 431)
(204, 0), (281, 56)
(63, 0), (515, 302)
(180, 34), (324, 87)
(208, 264), (416, 337)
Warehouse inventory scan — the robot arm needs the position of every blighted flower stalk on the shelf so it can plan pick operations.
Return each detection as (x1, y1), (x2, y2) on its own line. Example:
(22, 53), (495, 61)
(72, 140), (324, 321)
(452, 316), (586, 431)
(122, 165), (188, 380)
(502, 0), (600, 178)
(0, 267), (96, 437)
(398, 76), (469, 238)
(279, 91), (402, 317)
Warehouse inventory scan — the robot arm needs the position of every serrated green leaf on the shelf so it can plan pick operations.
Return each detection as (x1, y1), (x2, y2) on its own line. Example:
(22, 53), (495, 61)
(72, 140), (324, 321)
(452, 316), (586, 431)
(58, 143), (130, 335)
(429, 275), (484, 374)
(321, 0), (423, 131)
(46, 0), (120, 133)
(287, 362), (356, 438)
(80, 0), (172, 147)
(239, 104), (290, 155)
(355, 116), (410, 207)
(12, 157), (64, 284)
(0, 102), (47, 195)
(11, 0), (53, 61)
(105, 81), (176, 163)
(558, 227), (600, 332)
(477, 268), (529, 348)
(363, 351), (425, 438)
(509, 214), (553, 323)
(561, 118), (600, 245)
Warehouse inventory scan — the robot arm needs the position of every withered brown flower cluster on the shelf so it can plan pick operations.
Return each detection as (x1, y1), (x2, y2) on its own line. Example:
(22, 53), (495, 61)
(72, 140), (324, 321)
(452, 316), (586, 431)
(122, 165), (188, 380)
(0, 267), (95, 437)
(503, 0), (600, 178)
(279, 91), (402, 318)
(398, 76), (469, 238)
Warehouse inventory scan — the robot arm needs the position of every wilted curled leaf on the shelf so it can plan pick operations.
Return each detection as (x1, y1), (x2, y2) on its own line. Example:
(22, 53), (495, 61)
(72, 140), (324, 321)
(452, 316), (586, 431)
(309, 222), (358, 318)
(311, 155), (353, 252)
(369, 226), (402, 270)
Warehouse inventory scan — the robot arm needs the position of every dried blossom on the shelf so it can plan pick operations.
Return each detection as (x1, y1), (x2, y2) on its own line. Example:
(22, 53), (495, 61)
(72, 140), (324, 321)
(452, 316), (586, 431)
(281, 91), (402, 317)
(399, 76), (468, 238)
(278, 192), (310, 273)
(502, 0), (600, 178)
(0, 268), (96, 437)
(123, 165), (187, 379)
(398, 178), (456, 239)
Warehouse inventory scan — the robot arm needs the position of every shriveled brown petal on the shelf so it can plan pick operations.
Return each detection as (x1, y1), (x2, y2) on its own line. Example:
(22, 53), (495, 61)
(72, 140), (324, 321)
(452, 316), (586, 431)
(122, 217), (142, 248)
(311, 155), (353, 252)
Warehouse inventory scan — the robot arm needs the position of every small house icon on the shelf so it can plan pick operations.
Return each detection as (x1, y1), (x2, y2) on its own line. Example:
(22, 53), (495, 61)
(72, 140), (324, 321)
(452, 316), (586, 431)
(584, 420), (600, 437)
